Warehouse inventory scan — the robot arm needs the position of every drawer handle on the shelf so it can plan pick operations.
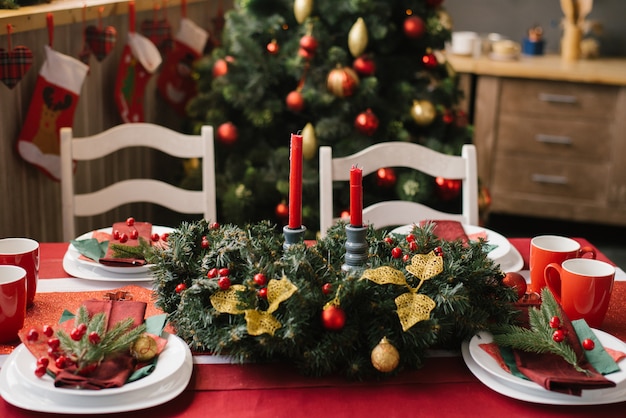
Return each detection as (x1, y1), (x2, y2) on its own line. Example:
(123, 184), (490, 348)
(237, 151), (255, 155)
(538, 93), (578, 104)
(531, 174), (569, 185)
(535, 134), (573, 145)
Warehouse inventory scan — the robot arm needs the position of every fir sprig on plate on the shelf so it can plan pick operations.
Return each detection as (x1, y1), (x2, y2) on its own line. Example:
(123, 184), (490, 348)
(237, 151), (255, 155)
(492, 288), (586, 374)
(109, 237), (154, 261)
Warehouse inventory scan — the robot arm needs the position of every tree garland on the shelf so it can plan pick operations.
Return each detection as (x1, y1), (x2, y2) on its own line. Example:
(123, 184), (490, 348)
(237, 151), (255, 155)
(150, 220), (519, 379)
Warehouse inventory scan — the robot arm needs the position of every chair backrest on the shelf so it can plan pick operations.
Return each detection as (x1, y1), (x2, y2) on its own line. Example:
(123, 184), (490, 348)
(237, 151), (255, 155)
(319, 142), (478, 237)
(60, 123), (216, 242)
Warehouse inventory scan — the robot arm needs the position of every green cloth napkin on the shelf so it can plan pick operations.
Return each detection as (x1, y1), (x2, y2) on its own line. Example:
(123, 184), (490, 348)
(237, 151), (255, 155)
(71, 238), (109, 261)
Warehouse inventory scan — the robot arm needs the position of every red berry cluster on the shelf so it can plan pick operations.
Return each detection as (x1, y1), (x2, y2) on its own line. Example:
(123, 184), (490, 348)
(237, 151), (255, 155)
(208, 267), (232, 290)
(549, 315), (595, 350)
(384, 234), (443, 263)
(253, 273), (268, 299)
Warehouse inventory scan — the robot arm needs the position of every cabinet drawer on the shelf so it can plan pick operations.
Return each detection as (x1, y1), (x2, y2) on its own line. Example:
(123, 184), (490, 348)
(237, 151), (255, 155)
(491, 156), (608, 201)
(500, 79), (618, 119)
(497, 115), (611, 162)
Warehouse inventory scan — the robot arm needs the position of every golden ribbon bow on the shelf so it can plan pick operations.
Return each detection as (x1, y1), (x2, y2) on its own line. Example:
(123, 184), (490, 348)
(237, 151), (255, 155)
(362, 251), (442, 331)
(210, 275), (298, 336)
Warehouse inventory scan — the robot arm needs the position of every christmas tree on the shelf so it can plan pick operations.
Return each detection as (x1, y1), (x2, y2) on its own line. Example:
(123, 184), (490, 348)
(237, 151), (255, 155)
(187, 0), (472, 235)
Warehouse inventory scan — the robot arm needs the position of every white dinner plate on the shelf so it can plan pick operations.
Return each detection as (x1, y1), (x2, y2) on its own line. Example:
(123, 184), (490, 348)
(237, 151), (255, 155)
(463, 329), (626, 405)
(0, 332), (192, 414)
(64, 226), (174, 281)
(390, 223), (511, 262)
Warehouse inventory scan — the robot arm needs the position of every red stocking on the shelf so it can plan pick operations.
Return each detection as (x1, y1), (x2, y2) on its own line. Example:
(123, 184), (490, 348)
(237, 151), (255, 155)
(114, 32), (161, 123)
(156, 18), (208, 116)
(16, 46), (89, 181)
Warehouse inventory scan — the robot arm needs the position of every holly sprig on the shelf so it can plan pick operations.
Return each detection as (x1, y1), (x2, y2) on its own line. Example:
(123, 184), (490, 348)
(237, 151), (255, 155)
(56, 306), (146, 373)
(491, 288), (586, 374)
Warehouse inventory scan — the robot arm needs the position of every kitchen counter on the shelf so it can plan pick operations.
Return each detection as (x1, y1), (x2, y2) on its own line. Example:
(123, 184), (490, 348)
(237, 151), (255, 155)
(447, 54), (626, 86)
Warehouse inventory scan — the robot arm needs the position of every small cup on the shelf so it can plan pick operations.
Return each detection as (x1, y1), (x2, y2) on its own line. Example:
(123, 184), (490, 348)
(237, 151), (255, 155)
(544, 258), (615, 328)
(0, 265), (27, 343)
(0, 238), (40, 307)
(529, 235), (596, 294)
(450, 31), (479, 56)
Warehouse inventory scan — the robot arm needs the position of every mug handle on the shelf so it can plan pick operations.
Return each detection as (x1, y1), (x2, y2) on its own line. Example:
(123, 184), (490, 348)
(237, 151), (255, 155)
(544, 262), (563, 304)
(579, 245), (596, 259)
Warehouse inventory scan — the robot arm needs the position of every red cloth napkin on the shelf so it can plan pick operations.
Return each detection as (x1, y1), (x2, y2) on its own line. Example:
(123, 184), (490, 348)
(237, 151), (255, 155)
(419, 220), (468, 242)
(52, 300), (147, 390)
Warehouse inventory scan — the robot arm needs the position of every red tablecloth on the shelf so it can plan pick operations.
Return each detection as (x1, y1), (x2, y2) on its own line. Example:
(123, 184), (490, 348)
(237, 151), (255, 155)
(2, 240), (626, 417)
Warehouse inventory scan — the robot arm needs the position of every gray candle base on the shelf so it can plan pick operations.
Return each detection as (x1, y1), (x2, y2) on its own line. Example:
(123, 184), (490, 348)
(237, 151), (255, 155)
(283, 225), (306, 250)
(342, 225), (368, 272)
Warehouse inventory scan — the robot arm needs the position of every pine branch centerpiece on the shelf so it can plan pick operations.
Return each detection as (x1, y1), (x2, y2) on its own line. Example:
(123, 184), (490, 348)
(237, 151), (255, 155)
(150, 220), (520, 379)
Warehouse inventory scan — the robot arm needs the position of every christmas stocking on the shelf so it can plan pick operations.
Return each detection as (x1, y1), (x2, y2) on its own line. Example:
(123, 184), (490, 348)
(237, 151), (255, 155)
(156, 18), (208, 115)
(17, 45), (89, 181)
(114, 32), (161, 123)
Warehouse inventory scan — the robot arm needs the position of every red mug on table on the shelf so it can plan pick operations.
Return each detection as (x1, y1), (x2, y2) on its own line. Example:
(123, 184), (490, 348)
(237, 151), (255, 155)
(544, 258), (615, 328)
(529, 235), (595, 293)
(0, 265), (27, 343)
(0, 238), (40, 307)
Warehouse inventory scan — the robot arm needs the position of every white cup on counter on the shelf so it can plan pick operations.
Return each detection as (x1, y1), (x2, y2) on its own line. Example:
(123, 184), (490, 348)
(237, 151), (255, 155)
(449, 31), (481, 57)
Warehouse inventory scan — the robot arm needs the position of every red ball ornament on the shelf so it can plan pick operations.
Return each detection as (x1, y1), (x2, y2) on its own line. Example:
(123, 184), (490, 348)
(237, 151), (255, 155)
(442, 110), (454, 124)
(217, 122), (239, 145)
(327, 66), (360, 98)
(502, 272), (527, 300)
(321, 305), (346, 331)
(403, 16), (426, 39)
(212, 58), (229, 78)
(353, 55), (376, 76)
(435, 177), (462, 201)
(422, 52), (438, 69)
(275, 202), (289, 220)
(299, 35), (318, 54)
(354, 108), (379, 136)
(286, 90), (305, 112)
(376, 167), (397, 188)
(266, 39), (279, 54)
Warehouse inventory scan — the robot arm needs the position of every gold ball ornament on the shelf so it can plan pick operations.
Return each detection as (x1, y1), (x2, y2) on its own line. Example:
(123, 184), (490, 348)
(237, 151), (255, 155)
(327, 66), (360, 98)
(410, 100), (436, 126)
(294, 0), (314, 24)
(348, 17), (368, 57)
(301, 122), (317, 160)
(130, 334), (158, 362)
(371, 337), (400, 373)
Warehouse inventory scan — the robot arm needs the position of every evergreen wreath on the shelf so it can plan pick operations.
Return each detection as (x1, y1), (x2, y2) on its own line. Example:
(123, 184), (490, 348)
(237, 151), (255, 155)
(150, 220), (519, 379)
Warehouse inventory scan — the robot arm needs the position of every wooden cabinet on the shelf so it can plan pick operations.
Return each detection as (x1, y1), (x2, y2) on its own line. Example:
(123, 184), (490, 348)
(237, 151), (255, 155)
(471, 74), (626, 225)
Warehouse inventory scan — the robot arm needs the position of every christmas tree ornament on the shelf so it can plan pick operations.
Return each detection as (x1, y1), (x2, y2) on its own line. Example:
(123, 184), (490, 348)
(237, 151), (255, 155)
(0, 24), (33, 89)
(437, 10), (454, 30)
(217, 122), (238, 145)
(348, 17), (368, 58)
(301, 122), (317, 160)
(266, 39), (279, 54)
(299, 35), (318, 55)
(327, 66), (359, 98)
(410, 100), (436, 126)
(422, 51), (438, 69)
(294, 0), (314, 24)
(427, 0), (444, 8)
(212, 57), (229, 78)
(286, 90), (305, 112)
(442, 109), (454, 124)
(275, 202), (289, 220)
(17, 18), (89, 180)
(376, 167), (396, 188)
(396, 172), (432, 203)
(371, 337), (400, 373)
(321, 304), (346, 331)
(85, 7), (117, 62)
(130, 334), (158, 362)
(140, 5), (173, 55)
(352, 54), (375, 76)
(502, 272), (527, 300)
(435, 176), (461, 201)
(403, 15), (426, 39)
(114, 3), (162, 123)
(157, 17), (209, 115)
(354, 108), (379, 136)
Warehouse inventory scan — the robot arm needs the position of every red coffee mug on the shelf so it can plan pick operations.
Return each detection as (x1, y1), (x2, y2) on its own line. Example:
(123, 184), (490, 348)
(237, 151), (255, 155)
(544, 258), (615, 328)
(529, 235), (595, 293)
(0, 265), (27, 343)
(0, 238), (39, 307)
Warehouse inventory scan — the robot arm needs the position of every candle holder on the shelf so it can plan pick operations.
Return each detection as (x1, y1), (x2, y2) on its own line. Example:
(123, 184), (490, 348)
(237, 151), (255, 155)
(342, 224), (368, 272)
(283, 225), (306, 251)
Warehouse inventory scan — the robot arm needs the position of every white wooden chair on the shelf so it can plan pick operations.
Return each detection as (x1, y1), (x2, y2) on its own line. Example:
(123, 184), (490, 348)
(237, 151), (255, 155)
(60, 123), (216, 242)
(319, 142), (478, 237)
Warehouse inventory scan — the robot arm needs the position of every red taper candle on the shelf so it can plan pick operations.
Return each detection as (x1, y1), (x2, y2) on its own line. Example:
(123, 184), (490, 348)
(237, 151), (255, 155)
(288, 133), (303, 228)
(350, 165), (363, 227)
